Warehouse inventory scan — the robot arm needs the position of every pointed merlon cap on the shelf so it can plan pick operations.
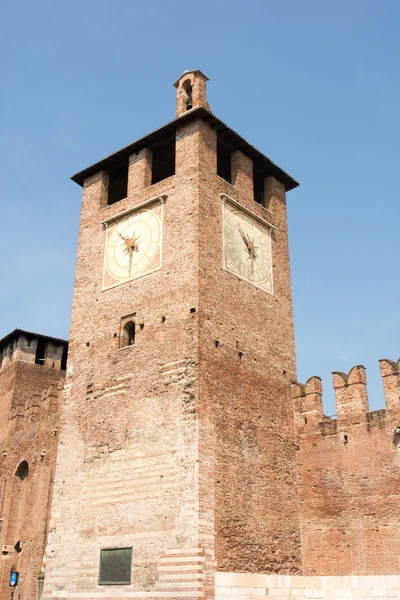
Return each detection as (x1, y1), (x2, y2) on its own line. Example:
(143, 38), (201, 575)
(173, 70), (210, 117)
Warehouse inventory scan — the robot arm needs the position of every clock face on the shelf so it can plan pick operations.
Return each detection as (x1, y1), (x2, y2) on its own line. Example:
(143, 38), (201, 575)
(223, 202), (273, 293)
(103, 207), (162, 290)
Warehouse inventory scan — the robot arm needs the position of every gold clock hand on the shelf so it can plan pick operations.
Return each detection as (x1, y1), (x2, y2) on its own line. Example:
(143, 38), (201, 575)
(128, 247), (133, 275)
(238, 225), (250, 248)
(118, 231), (128, 244)
(247, 238), (258, 261)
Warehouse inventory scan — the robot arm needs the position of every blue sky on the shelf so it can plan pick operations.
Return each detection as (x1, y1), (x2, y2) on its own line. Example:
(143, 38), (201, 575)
(1, 0), (399, 415)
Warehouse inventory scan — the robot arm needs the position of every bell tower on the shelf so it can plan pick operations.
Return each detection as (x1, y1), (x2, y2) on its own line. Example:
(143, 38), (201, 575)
(43, 72), (301, 600)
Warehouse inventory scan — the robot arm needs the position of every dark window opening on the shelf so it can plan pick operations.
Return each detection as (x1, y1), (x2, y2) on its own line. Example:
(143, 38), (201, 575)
(107, 162), (129, 206)
(61, 345), (68, 371)
(99, 547), (132, 585)
(151, 133), (176, 185)
(254, 169), (265, 205)
(15, 461), (29, 481)
(35, 339), (46, 365)
(217, 136), (233, 184)
(182, 79), (193, 110)
(123, 322), (135, 347)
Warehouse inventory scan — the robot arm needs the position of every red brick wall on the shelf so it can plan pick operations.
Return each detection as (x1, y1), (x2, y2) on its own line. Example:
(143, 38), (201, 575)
(0, 348), (65, 600)
(294, 361), (400, 575)
(44, 119), (207, 596)
(196, 122), (301, 574)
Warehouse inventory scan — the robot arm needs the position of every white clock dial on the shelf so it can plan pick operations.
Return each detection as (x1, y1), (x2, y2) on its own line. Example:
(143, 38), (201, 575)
(223, 202), (273, 293)
(103, 209), (161, 288)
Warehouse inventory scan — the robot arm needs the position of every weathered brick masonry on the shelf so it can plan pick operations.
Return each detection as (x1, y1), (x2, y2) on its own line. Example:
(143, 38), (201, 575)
(41, 71), (301, 599)
(294, 361), (400, 575)
(0, 331), (67, 600)
(1, 71), (399, 600)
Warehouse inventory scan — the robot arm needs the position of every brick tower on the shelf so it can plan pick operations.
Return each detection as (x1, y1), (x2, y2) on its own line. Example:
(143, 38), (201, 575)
(0, 330), (67, 600)
(43, 71), (301, 600)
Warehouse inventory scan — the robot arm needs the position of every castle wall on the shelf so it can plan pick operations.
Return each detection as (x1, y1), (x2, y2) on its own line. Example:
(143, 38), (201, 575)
(0, 343), (65, 600)
(294, 362), (400, 575)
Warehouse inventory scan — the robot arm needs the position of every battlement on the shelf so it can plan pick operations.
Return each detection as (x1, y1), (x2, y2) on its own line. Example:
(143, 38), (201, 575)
(0, 329), (68, 371)
(292, 357), (400, 436)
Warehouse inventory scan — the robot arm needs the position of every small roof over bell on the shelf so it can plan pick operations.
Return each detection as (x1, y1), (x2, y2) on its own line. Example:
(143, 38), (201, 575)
(173, 70), (209, 88)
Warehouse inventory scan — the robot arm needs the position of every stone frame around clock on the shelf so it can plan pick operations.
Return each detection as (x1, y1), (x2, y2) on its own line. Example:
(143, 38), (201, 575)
(221, 193), (274, 294)
(101, 194), (166, 291)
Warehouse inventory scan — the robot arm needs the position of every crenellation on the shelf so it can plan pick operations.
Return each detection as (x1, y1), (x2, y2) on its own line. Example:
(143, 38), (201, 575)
(1, 343), (13, 370)
(332, 365), (369, 426)
(297, 359), (400, 575)
(128, 148), (152, 195)
(264, 175), (286, 212)
(292, 376), (324, 436)
(292, 359), (400, 435)
(379, 358), (400, 416)
(0, 333), (67, 372)
(3, 70), (400, 600)
(43, 342), (64, 369)
(83, 170), (109, 212)
(231, 151), (253, 198)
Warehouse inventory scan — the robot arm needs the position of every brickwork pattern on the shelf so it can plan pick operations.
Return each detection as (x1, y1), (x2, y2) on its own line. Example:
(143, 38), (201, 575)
(0, 334), (66, 600)
(43, 73), (301, 599)
(10, 71), (399, 600)
(196, 123), (300, 573)
(44, 119), (205, 598)
(294, 360), (400, 575)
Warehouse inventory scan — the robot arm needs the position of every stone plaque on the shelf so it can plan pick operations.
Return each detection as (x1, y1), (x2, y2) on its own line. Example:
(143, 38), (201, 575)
(98, 547), (132, 585)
